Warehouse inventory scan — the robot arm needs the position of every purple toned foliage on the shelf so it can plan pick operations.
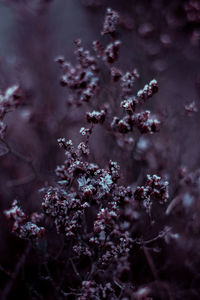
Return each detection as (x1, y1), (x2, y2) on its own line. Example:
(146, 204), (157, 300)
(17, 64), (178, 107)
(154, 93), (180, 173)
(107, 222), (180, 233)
(1, 1), (200, 299)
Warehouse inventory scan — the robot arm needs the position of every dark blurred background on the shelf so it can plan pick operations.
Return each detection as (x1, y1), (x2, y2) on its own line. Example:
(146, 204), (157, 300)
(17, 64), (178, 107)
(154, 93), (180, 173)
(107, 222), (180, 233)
(0, 0), (200, 299)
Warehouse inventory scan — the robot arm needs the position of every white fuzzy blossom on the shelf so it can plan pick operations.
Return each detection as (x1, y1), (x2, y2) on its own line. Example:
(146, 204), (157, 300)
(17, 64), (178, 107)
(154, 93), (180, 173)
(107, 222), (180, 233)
(99, 174), (113, 192)
(78, 176), (91, 188)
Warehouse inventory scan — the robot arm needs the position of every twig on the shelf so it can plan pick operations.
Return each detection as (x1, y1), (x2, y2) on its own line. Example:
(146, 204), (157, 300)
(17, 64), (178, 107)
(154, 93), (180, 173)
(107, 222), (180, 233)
(166, 196), (181, 215)
(0, 138), (37, 185)
(135, 234), (162, 245)
(70, 258), (82, 280)
(143, 246), (173, 300)
(143, 245), (159, 281)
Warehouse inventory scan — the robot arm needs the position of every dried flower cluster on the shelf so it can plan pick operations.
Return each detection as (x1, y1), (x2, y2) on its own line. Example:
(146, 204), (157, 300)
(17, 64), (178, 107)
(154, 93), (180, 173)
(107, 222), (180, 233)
(56, 39), (99, 105)
(101, 8), (120, 36)
(2, 7), (172, 299)
(4, 200), (45, 239)
(0, 85), (21, 139)
(111, 79), (160, 135)
(134, 174), (169, 214)
(2, 2), (200, 300)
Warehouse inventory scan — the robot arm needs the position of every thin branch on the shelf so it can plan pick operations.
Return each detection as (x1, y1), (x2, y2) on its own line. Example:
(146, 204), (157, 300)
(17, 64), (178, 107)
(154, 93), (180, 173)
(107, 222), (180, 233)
(143, 245), (159, 281)
(70, 258), (82, 281)
(166, 196), (181, 215)
(135, 234), (162, 245)
(0, 138), (37, 185)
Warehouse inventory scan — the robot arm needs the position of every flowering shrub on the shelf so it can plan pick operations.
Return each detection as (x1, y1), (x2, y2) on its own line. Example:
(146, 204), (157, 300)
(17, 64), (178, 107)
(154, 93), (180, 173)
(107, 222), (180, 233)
(1, 1), (200, 300)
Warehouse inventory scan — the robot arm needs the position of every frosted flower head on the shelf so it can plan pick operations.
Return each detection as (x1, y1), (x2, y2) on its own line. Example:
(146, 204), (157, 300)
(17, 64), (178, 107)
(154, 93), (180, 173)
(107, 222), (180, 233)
(99, 174), (113, 192)
(77, 176), (91, 188)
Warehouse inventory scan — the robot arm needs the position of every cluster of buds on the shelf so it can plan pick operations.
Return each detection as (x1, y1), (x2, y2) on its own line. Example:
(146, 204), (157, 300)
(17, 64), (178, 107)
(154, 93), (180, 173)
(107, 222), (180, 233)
(42, 187), (90, 236)
(56, 40), (99, 105)
(121, 96), (138, 115)
(137, 79), (158, 103)
(110, 66), (122, 82)
(74, 39), (98, 71)
(0, 85), (22, 139)
(93, 206), (118, 235)
(89, 183), (133, 265)
(112, 111), (160, 134)
(73, 243), (92, 258)
(134, 174), (169, 213)
(121, 69), (140, 96)
(86, 109), (106, 124)
(79, 281), (114, 300)
(101, 8), (120, 36)
(98, 230), (132, 266)
(133, 110), (160, 134)
(121, 77), (159, 113)
(44, 134), (127, 240)
(103, 40), (121, 64)
(92, 40), (104, 58)
(93, 39), (121, 64)
(45, 130), (134, 266)
(4, 200), (45, 239)
(112, 77), (160, 134)
(184, 100), (198, 115)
